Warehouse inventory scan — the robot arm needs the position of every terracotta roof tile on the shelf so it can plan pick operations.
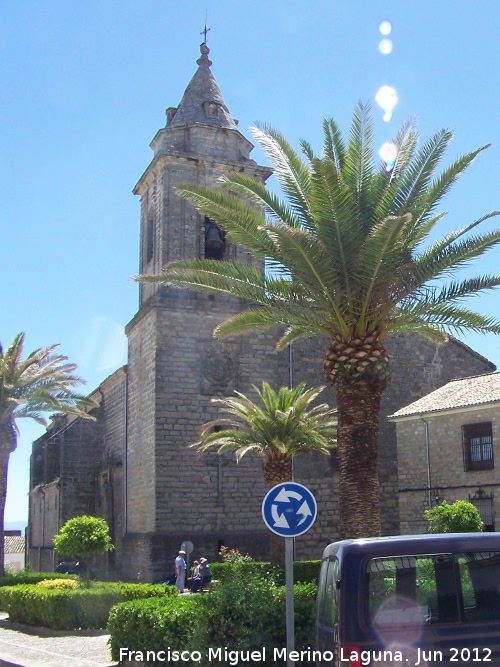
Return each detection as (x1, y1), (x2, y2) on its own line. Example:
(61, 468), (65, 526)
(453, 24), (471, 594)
(4, 536), (25, 554)
(389, 372), (500, 419)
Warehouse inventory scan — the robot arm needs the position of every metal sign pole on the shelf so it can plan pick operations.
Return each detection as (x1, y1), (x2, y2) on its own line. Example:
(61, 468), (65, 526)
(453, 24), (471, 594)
(261, 482), (317, 667)
(285, 536), (295, 667)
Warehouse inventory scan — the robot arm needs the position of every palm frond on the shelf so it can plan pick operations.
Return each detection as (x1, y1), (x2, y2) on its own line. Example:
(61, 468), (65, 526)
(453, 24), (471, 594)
(416, 212), (500, 260)
(213, 307), (330, 342)
(264, 224), (347, 315)
(175, 183), (274, 258)
(219, 172), (304, 230)
(309, 156), (360, 303)
(322, 118), (346, 171)
(356, 213), (414, 328)
(418, 275), (500, 305)
(343, 102), (376, 218)
(398, 302), (500, 336)
(0, 332), (96, 429)
(414, 227), (500, 284)
(251, 124), (313, 225)
(415, 144), (491, 225)
(137, 259), (270, 302)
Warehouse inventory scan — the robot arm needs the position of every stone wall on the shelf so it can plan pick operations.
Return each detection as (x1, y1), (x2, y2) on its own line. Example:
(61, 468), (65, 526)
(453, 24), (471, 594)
(125, 309), (157, 534)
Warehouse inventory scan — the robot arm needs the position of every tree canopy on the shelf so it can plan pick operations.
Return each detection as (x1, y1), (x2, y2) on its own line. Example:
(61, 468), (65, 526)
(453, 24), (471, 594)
(54, 515), (114, 559)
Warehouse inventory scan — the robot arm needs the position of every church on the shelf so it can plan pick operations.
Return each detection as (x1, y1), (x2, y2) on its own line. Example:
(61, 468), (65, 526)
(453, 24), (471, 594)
(27, 42), (495, 582)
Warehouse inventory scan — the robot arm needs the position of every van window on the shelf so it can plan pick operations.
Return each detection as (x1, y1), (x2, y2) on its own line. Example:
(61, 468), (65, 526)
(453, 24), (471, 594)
(318, 558), (338, 627)
(458, 552), (500, 621)
(367, 554), (457, 625)
(367, 551), (500, 626)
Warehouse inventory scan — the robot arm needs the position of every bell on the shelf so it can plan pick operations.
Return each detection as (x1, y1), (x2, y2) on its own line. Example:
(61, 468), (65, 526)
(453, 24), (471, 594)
(205, 223), (224, 249)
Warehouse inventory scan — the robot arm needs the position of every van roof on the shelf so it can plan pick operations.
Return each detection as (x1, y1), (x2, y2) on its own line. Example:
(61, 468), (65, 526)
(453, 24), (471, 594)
(321, 533), (500, 560)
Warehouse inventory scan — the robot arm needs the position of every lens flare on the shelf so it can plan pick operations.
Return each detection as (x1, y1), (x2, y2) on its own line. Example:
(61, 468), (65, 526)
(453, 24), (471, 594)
(379, 142), (398, 172)
(372, 595), (425, 646)
(378, 38), (393, 55)
(375, 85), (398, 121)
(379, 20), (392, 36)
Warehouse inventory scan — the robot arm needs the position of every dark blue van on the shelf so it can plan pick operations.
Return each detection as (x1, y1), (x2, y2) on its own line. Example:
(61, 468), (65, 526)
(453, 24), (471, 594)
(316, 533), (500, 666)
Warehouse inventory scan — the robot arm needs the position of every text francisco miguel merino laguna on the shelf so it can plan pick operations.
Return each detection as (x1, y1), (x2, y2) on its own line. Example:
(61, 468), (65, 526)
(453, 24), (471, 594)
(119, 646), (462, 664)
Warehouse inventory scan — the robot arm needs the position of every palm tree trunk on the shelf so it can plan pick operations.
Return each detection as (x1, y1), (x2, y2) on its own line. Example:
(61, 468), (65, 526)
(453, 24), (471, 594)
(0, 421), (17, 577)
(334, 376), (384, 539)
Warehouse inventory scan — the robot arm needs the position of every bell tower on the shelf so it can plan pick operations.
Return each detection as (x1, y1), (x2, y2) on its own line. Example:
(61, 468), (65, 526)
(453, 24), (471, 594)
(133, 42), (271, 306)
(123, 43), (274, 580)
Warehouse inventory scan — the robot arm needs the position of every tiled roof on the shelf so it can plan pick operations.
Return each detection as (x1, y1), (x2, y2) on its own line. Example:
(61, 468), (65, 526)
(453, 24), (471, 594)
(389, 372), (500, 420)
(4, 535), (25, 554)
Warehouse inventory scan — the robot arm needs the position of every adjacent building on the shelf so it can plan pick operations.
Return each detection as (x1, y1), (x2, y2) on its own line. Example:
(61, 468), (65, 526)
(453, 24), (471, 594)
(390, 372), (500, 534)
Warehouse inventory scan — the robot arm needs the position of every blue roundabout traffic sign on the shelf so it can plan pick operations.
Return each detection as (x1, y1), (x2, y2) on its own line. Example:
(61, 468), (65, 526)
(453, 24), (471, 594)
(261, 482), (317, 538)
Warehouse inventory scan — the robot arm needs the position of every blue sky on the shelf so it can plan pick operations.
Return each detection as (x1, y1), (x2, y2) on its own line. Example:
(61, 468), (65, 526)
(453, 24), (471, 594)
(2, 1), (499, 524)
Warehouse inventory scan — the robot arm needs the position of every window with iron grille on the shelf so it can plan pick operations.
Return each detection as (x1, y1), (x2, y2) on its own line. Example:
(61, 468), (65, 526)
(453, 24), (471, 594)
(462, 422), (493, 471)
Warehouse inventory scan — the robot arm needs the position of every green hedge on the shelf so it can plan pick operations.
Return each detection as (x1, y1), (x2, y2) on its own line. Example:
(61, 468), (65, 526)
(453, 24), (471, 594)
(0, 572), (78, 587)
(209, 559), (320, 585)
(108, 594), (204, 665)
(0, 582), (175, 629)
(108, 579), (317, 667)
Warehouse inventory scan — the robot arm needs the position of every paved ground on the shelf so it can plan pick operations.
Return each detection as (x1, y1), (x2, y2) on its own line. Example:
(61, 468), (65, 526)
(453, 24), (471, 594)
(0, 613), (117, 667)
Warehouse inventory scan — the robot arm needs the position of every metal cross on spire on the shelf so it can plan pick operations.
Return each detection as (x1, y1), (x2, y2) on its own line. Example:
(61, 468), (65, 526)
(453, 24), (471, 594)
(200, 15), (210, 44)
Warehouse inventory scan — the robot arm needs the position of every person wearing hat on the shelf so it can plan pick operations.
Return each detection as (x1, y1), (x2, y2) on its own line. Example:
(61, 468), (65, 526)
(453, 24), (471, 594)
(175, 549), (187, 593)
(191, 557), (212, 593)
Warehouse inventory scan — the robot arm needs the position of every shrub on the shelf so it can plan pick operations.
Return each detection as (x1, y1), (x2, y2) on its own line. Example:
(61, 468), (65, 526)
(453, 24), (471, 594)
(188, 578), (316, 662)
(209, 559), (320, 586)
(425, 500), (483, 533)
(37, 578), (78, 589)
(108, 595), (204, 666)
(294, 560), (320, 584)
(107, 578), (318, 667)
(0, 582), (173, 629)
(218, 545), (253, 563)
(0, 572), (77, 587)
(209, 560), (283, 585)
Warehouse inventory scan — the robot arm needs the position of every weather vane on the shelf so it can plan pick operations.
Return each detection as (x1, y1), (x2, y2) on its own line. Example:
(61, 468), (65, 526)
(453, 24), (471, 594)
(201, 13), (210, 44)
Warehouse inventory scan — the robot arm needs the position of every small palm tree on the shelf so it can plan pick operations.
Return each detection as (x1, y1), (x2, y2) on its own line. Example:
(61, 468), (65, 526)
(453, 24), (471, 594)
(192, 382), (336, 562)
(0, 332), (97, 575)
(194, 381), (337, 485)
(139, 104), (500, 539)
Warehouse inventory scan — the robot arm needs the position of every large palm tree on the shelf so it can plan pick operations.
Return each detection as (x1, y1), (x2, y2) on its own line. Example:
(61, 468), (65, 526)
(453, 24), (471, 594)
(138, 103), (500, 539)
(0, 332), (97, 574)
(192, 381), (337, 561)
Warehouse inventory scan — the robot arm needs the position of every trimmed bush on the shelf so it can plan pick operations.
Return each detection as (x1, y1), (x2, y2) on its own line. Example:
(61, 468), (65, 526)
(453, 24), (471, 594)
(107, 578), (318, 667)
(0, 582), (175, 629)
(294, 560), (320, 584)
(209, 559), (320, 586)
(108, 594), (204, 666)
(0, 572), (77, 587)
(37, 578), (78, 589)
(188, 578), (317, 660)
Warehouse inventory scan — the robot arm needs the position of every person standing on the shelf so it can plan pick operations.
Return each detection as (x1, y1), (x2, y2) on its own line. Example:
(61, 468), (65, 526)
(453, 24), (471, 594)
(175, 549), (187, 593)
